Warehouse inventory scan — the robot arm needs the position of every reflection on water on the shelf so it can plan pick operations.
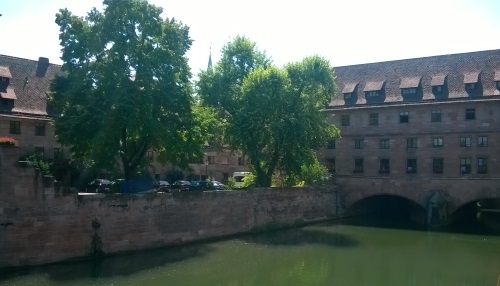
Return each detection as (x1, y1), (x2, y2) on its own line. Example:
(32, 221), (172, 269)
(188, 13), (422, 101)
(2, 220), (500, 286)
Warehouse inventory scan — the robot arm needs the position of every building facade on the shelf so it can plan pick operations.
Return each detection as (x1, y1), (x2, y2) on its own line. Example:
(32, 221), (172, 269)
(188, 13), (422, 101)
(319, 49), (500, 216)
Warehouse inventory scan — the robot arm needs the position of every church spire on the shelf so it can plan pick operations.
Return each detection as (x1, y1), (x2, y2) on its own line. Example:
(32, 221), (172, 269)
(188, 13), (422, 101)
(207, 45), (212, 71)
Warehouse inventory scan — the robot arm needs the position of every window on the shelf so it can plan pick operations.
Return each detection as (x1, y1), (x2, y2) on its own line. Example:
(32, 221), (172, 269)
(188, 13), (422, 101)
(366, 91), (379, 97)
(341, 115), (350, 126)
(496, 81), (500, 90)
(379, 139), (390, 149)
(326, 158), (335, 173)
(434, 85), (443, 93)
(54, 148), (64, 160)
(406, 138), (417, 148)
(34, 147), (45, 158)
(402, 88), (417, 95)
(460, 137), (471, 147)
(344, 93), (353, 100)
(465, 108), (475, 120)
(146, 151), (154, 160)
(407, 159), (417, 173)
(207, 155), (215, 165)
(399, 111), (409, 123)
(326, 140), (336, 149)
(369, 113), (378, 126)
(460, 157), (471, 174)
(354, 139), (364, 149)
(35, 123), (46, 136)
(477, 157), (488, 174)
(379, 159), (390, 173)
(478, 136), (488, 147)
(432, 137), (443, 148)
(465, 83), (476, 91)
(238, 157), (245, 166)
(354, 158), (364, 173)
(431, 110), (441, 122)
(9, 121), (20, 134)
(433, 158), (443, 174)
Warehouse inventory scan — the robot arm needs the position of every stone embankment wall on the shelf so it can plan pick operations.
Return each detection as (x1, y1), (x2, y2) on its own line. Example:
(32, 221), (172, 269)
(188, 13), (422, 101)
(0, 188), (337, 269)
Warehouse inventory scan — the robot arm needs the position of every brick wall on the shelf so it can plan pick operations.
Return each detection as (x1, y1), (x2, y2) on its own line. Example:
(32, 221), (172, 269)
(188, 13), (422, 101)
(0, 187), (337, 269)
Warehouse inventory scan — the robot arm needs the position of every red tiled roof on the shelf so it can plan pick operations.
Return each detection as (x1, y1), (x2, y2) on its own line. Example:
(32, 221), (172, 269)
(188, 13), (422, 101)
(341, 83), (358, 93)
(400, 77), (421, 89)
(463, 71), (480, 84)
(329, 49), (500, 108)
(431, 75), (447, 86)
(0, 88), (16, 99)
(495, 71), (500, 81)
(363, 81), (385, 92)
(0, 66), (12, 78)
(0, 55), (61, 117)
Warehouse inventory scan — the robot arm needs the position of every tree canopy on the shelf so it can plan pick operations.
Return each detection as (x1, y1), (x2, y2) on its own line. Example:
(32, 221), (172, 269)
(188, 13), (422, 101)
(51, 0), (203, 179)
(196, 36), (340, 187)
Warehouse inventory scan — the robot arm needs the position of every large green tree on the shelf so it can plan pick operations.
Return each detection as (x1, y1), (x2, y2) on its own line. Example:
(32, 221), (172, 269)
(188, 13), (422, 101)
(51, 0), (202, 179)
(197, 36), (340, 187)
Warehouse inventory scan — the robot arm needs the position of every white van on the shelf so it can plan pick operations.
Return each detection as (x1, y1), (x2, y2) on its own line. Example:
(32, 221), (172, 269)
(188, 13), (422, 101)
(233, 172), (251, 188)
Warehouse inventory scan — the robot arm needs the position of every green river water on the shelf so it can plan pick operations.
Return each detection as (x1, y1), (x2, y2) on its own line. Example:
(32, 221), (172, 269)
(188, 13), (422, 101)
(2, 221), (500, 286)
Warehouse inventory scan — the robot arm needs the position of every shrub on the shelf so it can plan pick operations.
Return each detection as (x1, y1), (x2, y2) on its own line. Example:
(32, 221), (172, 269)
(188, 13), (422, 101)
(0, 136), (18, 146)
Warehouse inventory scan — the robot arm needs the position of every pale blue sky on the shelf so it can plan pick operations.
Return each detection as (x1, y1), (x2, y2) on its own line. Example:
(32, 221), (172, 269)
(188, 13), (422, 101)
(2, 0), (500, 75)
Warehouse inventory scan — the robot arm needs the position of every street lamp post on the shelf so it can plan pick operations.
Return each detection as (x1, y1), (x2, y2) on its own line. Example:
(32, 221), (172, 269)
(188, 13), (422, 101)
(205, 159), (209, 180)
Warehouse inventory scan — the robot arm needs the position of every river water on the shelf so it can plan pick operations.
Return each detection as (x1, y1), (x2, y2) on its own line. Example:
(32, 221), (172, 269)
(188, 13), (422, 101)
(2, 220), (500, 286)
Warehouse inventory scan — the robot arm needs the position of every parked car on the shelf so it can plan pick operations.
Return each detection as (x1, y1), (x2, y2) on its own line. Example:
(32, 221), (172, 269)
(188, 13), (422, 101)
(154, 180), (171, 192)
(190, 180), (217, 191)
(86, 179), (112, 193)
(171, 180), (192, 192)
(212, 181), (225, 190)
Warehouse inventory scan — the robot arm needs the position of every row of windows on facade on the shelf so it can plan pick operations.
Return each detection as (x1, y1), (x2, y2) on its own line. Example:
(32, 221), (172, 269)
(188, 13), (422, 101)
(32, 147), (64, 160)
(339, 108), (476, 126)
(326, 135), (488, 150)
(343, 81), (500, 100)
(9, 121), (47, 135)
(325, 157), (488, 175)
(146, 152), (247, 166)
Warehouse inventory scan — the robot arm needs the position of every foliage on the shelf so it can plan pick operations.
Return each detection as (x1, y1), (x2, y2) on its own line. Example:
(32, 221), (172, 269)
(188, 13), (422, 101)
(21, 153), (52, 176)
(165, 169), (184, 183)
(226, 176), (236, 190)
(0, 136), (18, 146)
(51, 0), (203, 179)
(196, 36), (340, 187)
(299, 156), (332, 186)
(241, 172), (256, 188)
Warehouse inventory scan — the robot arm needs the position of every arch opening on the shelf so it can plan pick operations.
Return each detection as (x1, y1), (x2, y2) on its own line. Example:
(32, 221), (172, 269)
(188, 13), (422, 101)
(341, 194), (427, 229)
(450, 198), (500, 235)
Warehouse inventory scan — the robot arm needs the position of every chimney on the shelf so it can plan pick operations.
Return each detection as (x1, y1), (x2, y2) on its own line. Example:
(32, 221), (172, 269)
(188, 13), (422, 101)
(35, 57), (50, 77)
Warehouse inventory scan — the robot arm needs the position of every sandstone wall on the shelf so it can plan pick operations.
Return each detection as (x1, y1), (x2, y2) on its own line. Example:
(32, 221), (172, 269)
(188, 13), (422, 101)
(0, 188), (337, 269)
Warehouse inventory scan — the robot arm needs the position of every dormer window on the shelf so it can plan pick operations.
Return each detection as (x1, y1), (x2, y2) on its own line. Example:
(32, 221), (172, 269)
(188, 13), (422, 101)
(496, 81), (500, 90)
(463, 71), (480, 93)
(465, 83), (476, 91)
(402, 88), (417, 95)
(363, 81), (385, 98)
(400, 77), (421, 97)
(0, 77), (6, 82)
(342, 83), (358, 101)
(431, 74), (447, 95)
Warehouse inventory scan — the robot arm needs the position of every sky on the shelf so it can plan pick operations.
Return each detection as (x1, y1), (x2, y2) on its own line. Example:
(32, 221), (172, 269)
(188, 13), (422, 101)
(2, 0), (500, 75)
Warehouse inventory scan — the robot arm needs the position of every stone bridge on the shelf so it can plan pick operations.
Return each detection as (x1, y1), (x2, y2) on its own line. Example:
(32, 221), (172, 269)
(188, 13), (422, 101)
(336, 176), (500, 226)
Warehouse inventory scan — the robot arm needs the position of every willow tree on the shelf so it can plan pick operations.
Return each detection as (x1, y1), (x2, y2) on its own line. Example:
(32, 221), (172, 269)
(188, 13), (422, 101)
(51, 0), (202, 179)
(197, 36), (339, 187)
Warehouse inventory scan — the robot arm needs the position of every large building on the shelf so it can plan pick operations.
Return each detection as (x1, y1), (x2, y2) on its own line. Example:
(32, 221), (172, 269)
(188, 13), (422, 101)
(319, 49), (500, 215)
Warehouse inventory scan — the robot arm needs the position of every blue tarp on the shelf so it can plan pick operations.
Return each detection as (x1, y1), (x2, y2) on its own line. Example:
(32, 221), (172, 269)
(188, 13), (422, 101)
(120, 179), (154, 194)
